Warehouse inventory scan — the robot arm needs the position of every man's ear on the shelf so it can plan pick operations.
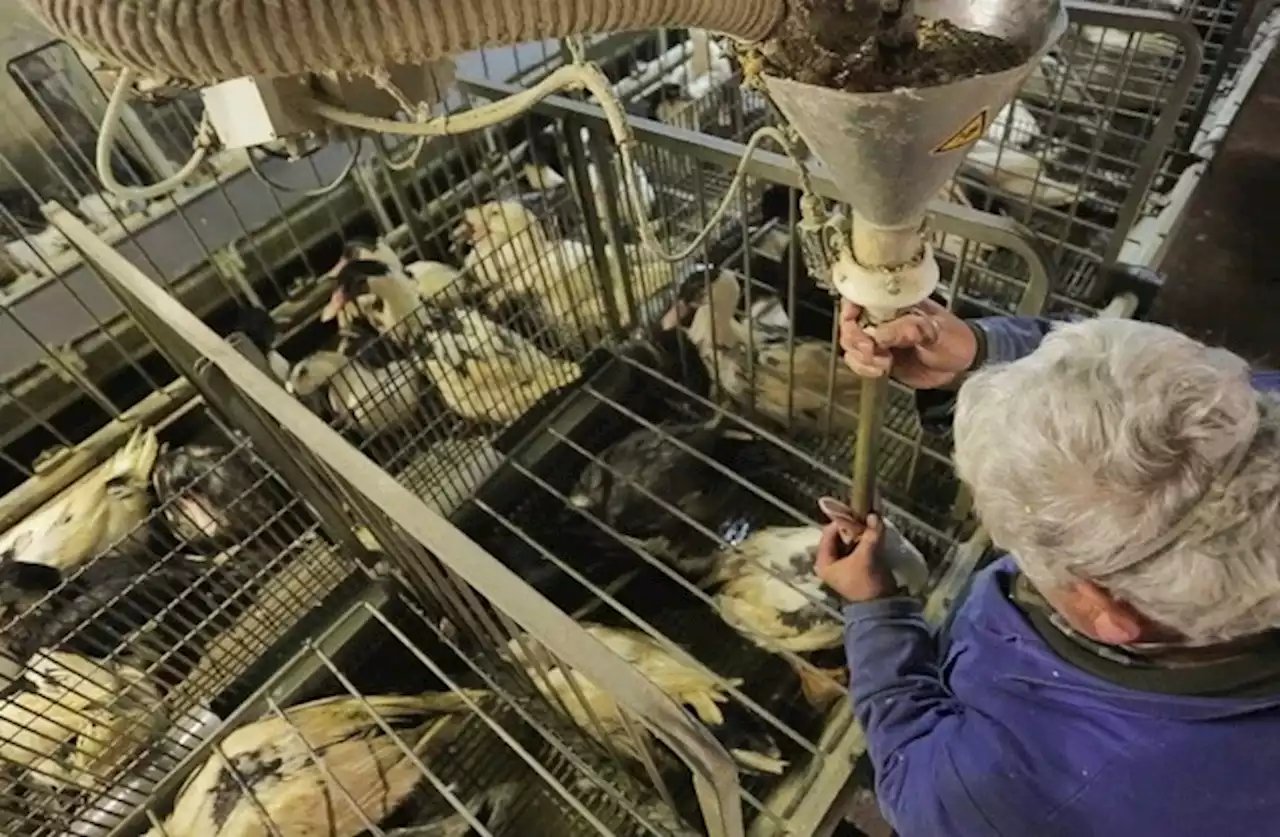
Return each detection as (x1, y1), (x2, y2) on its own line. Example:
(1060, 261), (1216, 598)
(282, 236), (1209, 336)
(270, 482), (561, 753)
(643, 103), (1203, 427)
(1075, 579), (1146, 645)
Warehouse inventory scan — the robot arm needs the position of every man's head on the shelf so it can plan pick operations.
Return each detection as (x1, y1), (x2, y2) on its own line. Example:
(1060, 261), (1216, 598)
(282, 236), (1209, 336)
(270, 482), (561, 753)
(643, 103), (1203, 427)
(954, 318), (1280, 646)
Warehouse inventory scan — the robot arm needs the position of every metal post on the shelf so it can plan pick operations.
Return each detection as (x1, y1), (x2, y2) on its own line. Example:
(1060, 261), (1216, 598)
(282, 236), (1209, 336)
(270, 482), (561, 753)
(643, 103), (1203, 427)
(565, 120), (626, 338)
(851, 378), (886, 517)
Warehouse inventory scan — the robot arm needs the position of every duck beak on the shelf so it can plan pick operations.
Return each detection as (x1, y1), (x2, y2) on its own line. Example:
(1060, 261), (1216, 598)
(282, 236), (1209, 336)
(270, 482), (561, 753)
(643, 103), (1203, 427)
(320, 288), (347, 323)
(451, 220), (473, 246)
(524, 164), (567, 191)
(660, 301), (690, 331)
(322, 256), (348, 281)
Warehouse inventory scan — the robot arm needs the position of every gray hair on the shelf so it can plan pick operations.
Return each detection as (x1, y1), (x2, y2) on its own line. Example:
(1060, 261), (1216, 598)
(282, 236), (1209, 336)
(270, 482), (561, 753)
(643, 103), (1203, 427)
(953, 318), (1280, 643)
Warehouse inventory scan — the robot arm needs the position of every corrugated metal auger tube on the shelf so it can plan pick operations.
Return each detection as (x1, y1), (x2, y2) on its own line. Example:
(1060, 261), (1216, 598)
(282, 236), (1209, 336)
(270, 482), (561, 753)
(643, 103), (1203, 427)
(32, 0), (787, 85)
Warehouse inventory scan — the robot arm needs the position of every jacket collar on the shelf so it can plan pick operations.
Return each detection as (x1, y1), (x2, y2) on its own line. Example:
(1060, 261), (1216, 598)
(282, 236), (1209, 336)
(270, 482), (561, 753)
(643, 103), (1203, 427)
(1006, 571), (1280, 698)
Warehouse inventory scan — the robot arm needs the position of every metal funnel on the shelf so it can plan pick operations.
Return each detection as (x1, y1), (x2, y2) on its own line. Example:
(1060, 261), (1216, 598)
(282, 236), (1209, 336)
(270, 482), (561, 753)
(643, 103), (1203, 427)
(763, 0), (1068, 229)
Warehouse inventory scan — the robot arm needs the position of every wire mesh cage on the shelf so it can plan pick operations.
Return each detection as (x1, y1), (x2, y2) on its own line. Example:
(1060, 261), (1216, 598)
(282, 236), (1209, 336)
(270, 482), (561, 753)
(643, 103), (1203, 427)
(623, 32), (770, 141)
(0, 34), (546, 835)
(42, 204), (758, 837)
(141, 601), (744, 837)
(1112, 0), (1272, 147)
(617, 6), (1276, 320)
(0, 50), (378, 457)
(0, 34), (696, 450)
(0, 72), (382, 820)
(0, 29), (740, 837)
(954, 1), (1280, 313)
(94, 591), (727, 837)
(521, 10), (1210, 321)
(934, 4), (1200, 315)
(557, 9), (1250, 320)
(0, 5), (1264, 835)
(1117, 1), (1280, 270)
(0, 414), (365, 836)
(27, 47), (1071, 834)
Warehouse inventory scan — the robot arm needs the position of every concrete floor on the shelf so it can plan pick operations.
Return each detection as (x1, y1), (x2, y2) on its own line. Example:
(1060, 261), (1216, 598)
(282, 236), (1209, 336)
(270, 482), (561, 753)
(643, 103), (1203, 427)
(1153, 54), (1280, 363)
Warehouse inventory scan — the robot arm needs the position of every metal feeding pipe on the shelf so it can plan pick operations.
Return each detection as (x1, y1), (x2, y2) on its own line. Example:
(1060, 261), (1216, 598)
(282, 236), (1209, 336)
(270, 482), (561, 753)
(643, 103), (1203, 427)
(31, 0), (1067, 520)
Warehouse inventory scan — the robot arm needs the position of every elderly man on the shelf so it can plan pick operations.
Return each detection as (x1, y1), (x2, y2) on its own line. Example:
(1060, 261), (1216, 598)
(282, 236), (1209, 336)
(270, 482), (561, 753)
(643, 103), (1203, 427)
(816, 301), (1280, 836)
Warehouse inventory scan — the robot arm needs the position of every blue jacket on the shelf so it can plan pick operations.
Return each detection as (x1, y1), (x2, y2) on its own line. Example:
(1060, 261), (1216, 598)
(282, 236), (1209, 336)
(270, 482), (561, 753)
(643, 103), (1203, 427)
(845, 316), (1280, 836)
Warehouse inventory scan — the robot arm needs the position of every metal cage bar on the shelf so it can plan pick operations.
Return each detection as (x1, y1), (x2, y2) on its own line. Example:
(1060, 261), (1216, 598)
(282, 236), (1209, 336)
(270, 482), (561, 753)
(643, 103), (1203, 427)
(1120, 1), (1280, 269)
(0, 9), (1250, 835)
(1169, 0), (1272, 147)
(0, 38), (426, 833)
(46, 204), (749, 837)
(38, 76), (1064, 837)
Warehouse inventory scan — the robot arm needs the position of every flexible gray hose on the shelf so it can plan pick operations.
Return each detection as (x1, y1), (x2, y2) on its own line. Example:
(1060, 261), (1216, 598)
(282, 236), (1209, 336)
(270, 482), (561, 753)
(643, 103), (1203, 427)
(32, 0), (787, 85)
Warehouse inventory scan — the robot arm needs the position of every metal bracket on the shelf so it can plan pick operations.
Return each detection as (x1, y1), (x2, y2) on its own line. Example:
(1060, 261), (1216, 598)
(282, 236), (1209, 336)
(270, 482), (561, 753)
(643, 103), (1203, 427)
(351, 159), (397, 237)
(40, 342), (88, 383)
(32, 444), (73, 475)
(795, 197), (851, 295)
(39, 342), (117, 416)
(210, 242), (262, 307)
(218, 332), (274, 380)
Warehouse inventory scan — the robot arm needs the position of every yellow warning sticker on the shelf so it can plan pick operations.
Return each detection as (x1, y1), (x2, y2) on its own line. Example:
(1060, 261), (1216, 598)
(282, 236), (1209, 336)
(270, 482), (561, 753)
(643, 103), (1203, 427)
(932, 109), (990, 155)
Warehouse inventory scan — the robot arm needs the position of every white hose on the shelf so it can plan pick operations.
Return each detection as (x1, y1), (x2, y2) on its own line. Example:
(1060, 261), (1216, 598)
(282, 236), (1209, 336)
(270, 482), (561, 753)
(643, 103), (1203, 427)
(97, 69), (213, 202)
(306, 53), (815, 264)
(97, 42), (815, 265)
(370, 70), (430, 172)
